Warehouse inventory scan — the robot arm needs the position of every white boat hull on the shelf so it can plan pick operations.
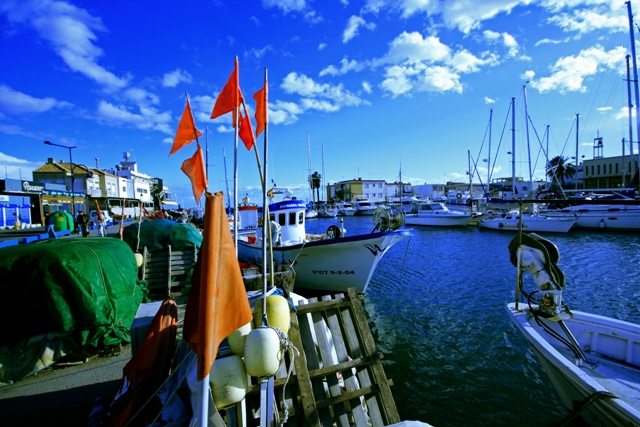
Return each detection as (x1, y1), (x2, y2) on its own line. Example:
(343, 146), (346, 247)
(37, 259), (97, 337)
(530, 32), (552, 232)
(479, 215), (576, 233)
(507, 303), (640, 427)
(405, 213), (471, 227)
(237, 230), (412, 294)
(338, 209), (356, 216)
(542, 205), (640, 230)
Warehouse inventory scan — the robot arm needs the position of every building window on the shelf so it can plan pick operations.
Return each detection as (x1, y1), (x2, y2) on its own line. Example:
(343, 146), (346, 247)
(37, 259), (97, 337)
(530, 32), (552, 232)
(609, 164), (612, 174)
(616, 163), (619, 173)
(122, 186), (126, 192)
(597, 165), (600, 175)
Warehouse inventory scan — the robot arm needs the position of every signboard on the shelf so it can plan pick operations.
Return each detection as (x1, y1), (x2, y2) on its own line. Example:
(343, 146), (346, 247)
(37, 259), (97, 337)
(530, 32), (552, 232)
(22, 181), (46, 193)
(0, 195), (8, 202)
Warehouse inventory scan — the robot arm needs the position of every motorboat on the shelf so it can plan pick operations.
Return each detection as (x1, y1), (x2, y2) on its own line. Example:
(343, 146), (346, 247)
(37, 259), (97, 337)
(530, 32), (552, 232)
(539, 203), (640, 230)
(353, 195), (377, 216)
(478, 211), (576, 233)
(237, 190), (412, 294)
(506, 232), (640, 426)
(317, 204), (339, 218)
(337, 201), (357, 216)
(305, 207), (318, 219)
(405, 201), (473, 227)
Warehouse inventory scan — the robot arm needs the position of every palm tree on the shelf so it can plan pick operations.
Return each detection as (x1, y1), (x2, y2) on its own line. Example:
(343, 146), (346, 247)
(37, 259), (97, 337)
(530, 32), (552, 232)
(547, 155), (576, 189)
(310, 171), (321, 203)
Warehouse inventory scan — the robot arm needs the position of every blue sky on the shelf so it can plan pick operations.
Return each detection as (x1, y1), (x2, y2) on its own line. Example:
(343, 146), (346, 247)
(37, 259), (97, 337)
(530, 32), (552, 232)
(0, 0), (638, 206)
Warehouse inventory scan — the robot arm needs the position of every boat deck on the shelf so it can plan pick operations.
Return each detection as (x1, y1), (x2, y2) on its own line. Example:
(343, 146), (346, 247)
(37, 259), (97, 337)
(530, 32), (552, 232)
(585, 351), (640, 410)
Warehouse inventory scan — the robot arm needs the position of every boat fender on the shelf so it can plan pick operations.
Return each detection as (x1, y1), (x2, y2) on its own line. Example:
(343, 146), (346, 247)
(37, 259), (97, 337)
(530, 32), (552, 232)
(326, 225), (341, 238)
(244, 327), (282, 378)
(253, 295), (291, 334)
(210, 355), (248, 409)
(134, 252), (144, 268)
(228, 322), (252, 356)
(456, 192), (462, 200)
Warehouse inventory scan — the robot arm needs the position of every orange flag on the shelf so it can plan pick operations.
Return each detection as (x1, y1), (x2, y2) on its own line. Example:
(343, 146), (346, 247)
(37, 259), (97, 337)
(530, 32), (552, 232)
(211, 59), (242, 124)
(238, 105), (255, 150)
(183, 191), (253, 380)
(169, 97), (202, 156)
(253, 84), (267, 138)
(180, 144), (207, 204)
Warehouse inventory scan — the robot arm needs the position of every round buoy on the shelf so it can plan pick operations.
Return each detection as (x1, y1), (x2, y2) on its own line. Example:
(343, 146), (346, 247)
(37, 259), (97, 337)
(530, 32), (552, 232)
(134, 252), (144, 268)
(253, 295), (291, 334)
(244, 327), (282, 378)
(210, 355), (248, 409)
(228, 322), (252, 356)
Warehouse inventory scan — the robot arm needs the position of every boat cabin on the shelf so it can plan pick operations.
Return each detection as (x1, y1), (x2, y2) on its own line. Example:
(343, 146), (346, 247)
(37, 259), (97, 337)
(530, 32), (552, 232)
(268, 197), (307, 245)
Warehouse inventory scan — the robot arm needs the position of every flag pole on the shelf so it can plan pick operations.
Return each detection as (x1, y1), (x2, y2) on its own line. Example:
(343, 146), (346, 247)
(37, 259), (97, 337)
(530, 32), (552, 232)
(233, 57), (239, 253)
(205, 126), (209, 190)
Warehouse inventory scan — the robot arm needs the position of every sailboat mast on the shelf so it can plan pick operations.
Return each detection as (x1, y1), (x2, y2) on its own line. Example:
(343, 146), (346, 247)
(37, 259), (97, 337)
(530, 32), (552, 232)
(511, 97), (516, 199)
(468, 150), (472, 211)
(575, 113), (579, 187)
(488, 109), (493, 186)
(322, 144), (325, 203)
(223, 147), (231, 209)
(626, 54), (633, 187)
(627, 1), (640, 188)
(307, 133), (312, 203)
(523, 83), (533, 195)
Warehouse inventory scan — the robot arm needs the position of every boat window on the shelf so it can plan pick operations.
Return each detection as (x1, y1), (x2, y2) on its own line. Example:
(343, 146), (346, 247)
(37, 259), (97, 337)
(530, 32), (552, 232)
(289, 212), (296, 225)
(269, 214), (275, 223)
(421, 204), (433, 211)
(298, 212), (304, 224)
(278, 213), (285, 226)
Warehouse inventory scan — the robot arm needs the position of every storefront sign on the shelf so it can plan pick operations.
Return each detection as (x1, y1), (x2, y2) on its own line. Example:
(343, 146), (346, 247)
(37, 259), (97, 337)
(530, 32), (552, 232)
(21, 181), (46, 193)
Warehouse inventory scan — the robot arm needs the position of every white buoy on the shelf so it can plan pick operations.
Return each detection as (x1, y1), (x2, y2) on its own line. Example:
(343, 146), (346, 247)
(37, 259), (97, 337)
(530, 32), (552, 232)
(253, 295), (291, 334)
(228, 322), (252, 356)
(210, 355), (248, 409)
(244, 327), (282, 378)
(134, 252), (144, 268)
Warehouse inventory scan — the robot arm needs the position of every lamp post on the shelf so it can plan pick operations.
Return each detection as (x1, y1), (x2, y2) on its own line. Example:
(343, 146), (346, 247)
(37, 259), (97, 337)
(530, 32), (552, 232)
(44, 141), (77, 215)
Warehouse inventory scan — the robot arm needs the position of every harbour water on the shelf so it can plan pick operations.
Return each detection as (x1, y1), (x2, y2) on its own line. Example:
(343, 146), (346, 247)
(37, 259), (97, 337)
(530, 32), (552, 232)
(304, 216), (640, 427)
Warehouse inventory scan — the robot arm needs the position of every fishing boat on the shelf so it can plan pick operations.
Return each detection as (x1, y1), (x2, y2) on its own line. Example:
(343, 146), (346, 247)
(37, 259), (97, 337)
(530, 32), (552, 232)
(337, 201), (357, 216)
(353, 195), (377, 216)
(405, 201), (473, 227)
(237, 189), (412, 294)
(506, 232), (640, 426)
(478, 210), (576, 233)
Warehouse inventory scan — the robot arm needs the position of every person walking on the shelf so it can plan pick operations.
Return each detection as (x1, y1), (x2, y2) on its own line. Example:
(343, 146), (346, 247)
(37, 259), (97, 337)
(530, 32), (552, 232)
(78, 211), (90, 237)
(97, 213), (106, 237)
(45, 213), (58, 239)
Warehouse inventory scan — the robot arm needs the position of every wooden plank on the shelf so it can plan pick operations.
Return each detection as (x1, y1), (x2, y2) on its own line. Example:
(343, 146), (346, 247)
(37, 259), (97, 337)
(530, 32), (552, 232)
(322, 294), (369, 427)
(295, 298), (352, 314)
(338, 292), (386, 425)
(288, 308), (321, 427)
(347, 288), (400, 424)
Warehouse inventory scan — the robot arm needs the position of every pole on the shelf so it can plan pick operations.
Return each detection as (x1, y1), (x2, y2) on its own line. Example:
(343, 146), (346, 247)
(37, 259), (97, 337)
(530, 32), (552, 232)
(488, 109), (493, 186)
(626, 1), (640, 190)
(511, 97), (516, 199)
(575, 114), (579, 189)
(626, 55), (633, 187)
(69, 147), (76, 216)
(523, 83), (533, 195)
(233, 58), (239, 253)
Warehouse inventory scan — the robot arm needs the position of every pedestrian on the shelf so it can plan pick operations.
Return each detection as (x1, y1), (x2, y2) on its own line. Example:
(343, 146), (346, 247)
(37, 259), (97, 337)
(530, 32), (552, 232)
(97, 211), (106, 237)
(45, 213), (58, 239)
(78, 211), (90, 237)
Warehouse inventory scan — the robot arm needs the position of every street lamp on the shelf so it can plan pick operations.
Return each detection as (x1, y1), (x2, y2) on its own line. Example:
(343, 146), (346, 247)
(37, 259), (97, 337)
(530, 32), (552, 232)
(44, 141), (77, 215)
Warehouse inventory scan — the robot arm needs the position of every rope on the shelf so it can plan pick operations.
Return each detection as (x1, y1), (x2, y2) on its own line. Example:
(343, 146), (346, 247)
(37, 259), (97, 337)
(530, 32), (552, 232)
(263, 326), (300, 427)
(555, 391), (617, 427)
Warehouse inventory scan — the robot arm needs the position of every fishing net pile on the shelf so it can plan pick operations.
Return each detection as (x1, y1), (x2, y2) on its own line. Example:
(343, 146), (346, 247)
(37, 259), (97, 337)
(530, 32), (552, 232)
(122, 219), (203, 252)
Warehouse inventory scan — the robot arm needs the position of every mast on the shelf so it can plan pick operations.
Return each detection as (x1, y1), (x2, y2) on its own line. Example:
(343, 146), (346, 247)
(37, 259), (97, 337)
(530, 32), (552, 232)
(625, 54), (633, 187)
(546, 125), (550, 188)
(488, 109), (493, 186)
(627, 1), (640, 189)
(575, 113), (579, 190)
(467, 150), (473, 211)
(307, 133), (313, 204)
(523, 83), (533, 196)
(223, 147), (231, 209)
(511, 97), (516, 199)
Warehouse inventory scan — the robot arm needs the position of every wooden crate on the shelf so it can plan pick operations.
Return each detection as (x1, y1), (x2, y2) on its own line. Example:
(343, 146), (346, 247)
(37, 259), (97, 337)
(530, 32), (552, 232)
(244, 287), (400, 427)
(140, 245), (197, 298)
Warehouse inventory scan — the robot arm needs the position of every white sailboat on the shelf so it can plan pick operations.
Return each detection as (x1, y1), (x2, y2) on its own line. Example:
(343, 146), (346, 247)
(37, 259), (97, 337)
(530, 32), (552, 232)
(305, 133), (318, 219)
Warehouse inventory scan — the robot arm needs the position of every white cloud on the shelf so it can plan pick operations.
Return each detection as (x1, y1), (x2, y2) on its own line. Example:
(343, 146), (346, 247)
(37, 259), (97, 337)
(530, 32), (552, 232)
(318, 43), (327, 50)
(535, 37), (568, 46)
(162, 69), (193, 88)
(0, 151), (41, 180)
(245, 45), (275, 60)
(362, 81), (373, 93)
(2, 0), (129, 91)
(375, 31), (495, 96)
(319, 58), (366, 76)
(483, 30), (520, 58)
(96, 101), (173, 134)
(0, 85), (73, 114)
(124, 88), (159, 105)
(484, 96), (496, 104)
(262, 0), (307, 13)
(529, 45), (627, 93)
(342, 15), (376, 43)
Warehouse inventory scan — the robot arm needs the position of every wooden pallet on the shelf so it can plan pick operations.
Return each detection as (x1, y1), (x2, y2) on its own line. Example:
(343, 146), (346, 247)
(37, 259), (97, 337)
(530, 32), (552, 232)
(244, 287), (400, 427)
(140, 245), (197, 298)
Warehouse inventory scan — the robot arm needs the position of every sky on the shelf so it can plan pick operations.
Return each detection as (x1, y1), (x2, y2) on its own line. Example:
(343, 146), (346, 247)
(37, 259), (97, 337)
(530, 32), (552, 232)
(1, 0), (639, 207)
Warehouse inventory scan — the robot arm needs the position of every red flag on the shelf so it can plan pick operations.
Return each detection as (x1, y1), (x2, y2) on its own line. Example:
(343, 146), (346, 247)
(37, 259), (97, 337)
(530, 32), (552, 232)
(211, 59), (242, 124)
(169, 97), (202, 156)
(183, 191), (253, 380)
(180, 144), (207, 204)
(253, 84), (267, 138)
(238, 105), (255, 150)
